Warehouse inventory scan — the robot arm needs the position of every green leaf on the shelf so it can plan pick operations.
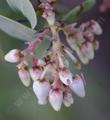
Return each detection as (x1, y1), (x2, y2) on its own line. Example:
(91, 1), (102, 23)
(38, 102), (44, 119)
(62, 0), (96, 23)
(0, 15), (36, 41)
(82, 0), (96, 13)
(62, 5), (81, 23)
(6, 0), (37, 29)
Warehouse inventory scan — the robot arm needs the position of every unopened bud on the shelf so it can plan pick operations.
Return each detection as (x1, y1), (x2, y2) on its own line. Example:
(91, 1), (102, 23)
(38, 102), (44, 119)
(4, 49), (22, 63)
(49, 88), (63, 111)
(33, 80), (50, 105)
(63, 89), (74, 107)
(18, 68), (31, 87)
(69, 74), (85, 98)
(59, 68), (73, 85)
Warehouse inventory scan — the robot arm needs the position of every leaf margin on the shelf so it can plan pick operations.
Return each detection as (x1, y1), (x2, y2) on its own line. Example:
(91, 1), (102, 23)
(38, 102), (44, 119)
(6, 0), (37, 29)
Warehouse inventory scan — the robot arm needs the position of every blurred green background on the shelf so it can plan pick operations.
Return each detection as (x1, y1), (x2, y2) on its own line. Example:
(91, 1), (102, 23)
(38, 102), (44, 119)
(0, 0), (110, 120)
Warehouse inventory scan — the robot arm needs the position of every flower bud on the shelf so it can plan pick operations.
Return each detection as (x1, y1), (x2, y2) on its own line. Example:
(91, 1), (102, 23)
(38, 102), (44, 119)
(63, 23), (77, 34)
(59, 68), (73, 85)
(33, 80), (50, 105)
(4, 49), (22, 63)
(18, 68), (31, 87)
(76, 47), (89, 64)
(84, 31), (94, 42)
(29, 67), (43, 81)
(83, 42), (94, 59)
(91, 20), (103, 35)
(69, 74), (85, 98)
(76, 42), (94, 64)
(63, 89), (74, 107)
(49, 88), (63, 111)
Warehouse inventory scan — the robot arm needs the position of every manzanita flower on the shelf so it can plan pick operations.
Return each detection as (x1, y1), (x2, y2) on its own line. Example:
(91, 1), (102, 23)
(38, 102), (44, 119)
(49, 88), (63, 111)
(84, 31), (94, 42)
(59, 67), (73, 85)
(18, 69), (31, 87)
(80, 20), (102, 36)
(33, 79), (50, 105)
(90, 20), (103, 35)
(29, 66), (44, 81)
(4, 49), (23, 63)
(17, 63), (31, 87)
(76, 42), (94, 64)
(69, 74), (85, 98)
(39, 1), (55, 26)
(29, 59), (45, 81)
(63, 20), (102, 65)
(63, 88), (74, 107)
(64, 24), (85, 51)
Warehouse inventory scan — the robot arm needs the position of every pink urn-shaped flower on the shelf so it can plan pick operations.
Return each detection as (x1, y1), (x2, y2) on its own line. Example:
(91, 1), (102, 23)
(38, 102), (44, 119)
(33, 80), (50, 105)
(4, 49), (22, 63)
(69, 74), (85, 98)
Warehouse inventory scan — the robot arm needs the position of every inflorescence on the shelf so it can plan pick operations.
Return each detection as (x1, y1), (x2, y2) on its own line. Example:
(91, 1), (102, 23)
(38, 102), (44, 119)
(4, 0), (102, 111)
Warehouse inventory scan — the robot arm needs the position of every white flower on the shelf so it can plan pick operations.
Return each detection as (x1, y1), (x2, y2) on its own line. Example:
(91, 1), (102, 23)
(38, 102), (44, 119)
(29, 67), (43, 81)
(59, 68), (73, 85)
(76, 47), (89, 64)
(83, 42), (94, 59)
(84, 31), (94, 42)
(63, 23), (77, 34)
(91, 20), (103, 35)
(76, 42), (94, 64)
(29, 59), (45, 81)
(63, 89), (74, 107)
(33, 80), (50, 105)
(4, 49), (22, 63)
(49, 88), (63, 111)
(66, 31), (85, 51)
(69, 74), (85, 98)
(18, 69), (31, 87)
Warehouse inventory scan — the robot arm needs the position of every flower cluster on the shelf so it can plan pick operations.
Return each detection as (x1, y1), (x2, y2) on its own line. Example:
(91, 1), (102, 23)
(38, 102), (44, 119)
(4, 35), (85, 111)
(63, 20), (102, 64)
(4, 0), (102, 111)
